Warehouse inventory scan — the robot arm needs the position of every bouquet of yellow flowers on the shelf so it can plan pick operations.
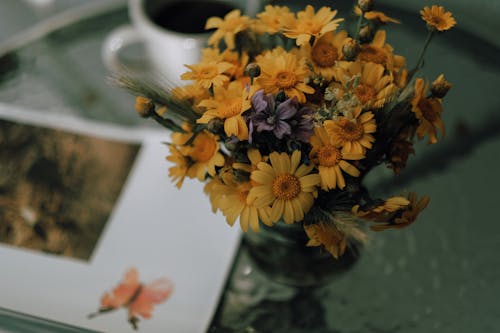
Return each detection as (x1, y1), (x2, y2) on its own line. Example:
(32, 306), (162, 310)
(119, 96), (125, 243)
(125, 1), (456, 259)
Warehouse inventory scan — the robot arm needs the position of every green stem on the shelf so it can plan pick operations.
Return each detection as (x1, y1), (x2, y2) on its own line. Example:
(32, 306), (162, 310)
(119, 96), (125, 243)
(397, 30), (435, 103)
(408, 30), (435, 83)
(355, 11), (364, 40)
(151, 111), (184, 132)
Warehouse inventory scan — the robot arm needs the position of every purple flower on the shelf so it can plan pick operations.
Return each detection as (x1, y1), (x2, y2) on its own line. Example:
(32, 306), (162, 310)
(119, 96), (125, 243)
(247, 90), (314, 143)
(249, 90), (296, 140)
(291, 104), (314, 142)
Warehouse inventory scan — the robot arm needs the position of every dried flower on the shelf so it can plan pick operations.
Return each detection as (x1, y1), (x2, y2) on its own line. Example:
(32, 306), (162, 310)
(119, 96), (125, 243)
(431, 74), (452, 98)
(387, 129), (415, 175)
(369, 193), (430, 231)
(411, 78), (445, 144)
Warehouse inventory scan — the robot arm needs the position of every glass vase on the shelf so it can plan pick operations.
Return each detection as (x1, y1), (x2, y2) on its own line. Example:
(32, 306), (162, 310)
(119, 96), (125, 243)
(243, 220), (360, 287)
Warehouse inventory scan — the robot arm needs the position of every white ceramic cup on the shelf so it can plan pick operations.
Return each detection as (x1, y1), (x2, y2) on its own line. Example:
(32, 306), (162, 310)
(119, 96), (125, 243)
(102, 0), (260, 85)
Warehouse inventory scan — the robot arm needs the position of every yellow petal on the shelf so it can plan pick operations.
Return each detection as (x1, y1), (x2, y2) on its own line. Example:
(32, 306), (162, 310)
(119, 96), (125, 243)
(271, 199), (285, 222)
(339, 160), (360, 177)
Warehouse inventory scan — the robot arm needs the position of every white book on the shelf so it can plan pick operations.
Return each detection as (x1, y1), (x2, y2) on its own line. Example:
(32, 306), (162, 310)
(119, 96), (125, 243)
(0, 104), (241, 333)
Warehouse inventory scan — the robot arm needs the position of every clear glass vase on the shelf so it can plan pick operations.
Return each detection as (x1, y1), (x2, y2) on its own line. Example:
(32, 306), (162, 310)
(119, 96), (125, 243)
(243, 220), (360, 287)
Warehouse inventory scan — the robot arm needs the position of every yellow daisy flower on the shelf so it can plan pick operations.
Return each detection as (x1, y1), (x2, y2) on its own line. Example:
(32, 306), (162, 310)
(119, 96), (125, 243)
(324, 107), (377, 155)
(166, 145), (189, 189)
(181, 60), (234, 89)
(411, 78), (445, 144)
(206, 9), (251, 49)
(186, 131), (225, 181)
(233, 149), (266, 175)
(253, 5), (294, 34)
(309, 126), (364, 190)
(197, 81), (251, 141)
(357, 30), (394, 70)
(202, 47), (250, 80)
(304, 221), (346, 259)
(336, 61), (398, 109)
(248, 150), (321, 224)
(171, 83), (211, 110)
(420, 6), (456, 32)
(354, 6), (400, 24)
(301, 30), (348, 80)
(170, 123), (193, 154)
(204, 177), (225, 213)
(216, 181), (273, 232)
(217, 157), (239, 186)
(255, 47), (314, 103)
(282, 5), (344, 47)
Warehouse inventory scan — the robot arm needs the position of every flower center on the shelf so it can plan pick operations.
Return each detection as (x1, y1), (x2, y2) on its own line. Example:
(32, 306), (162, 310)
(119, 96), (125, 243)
(272, 174), (301, 200)
(220, 98), (242, 118)
(198, 65), (218, 79)
(355, 84), (377, 105)
(430, 16), (445, 28)
(311, 42), (338, 68)
(239, 190), (249, 204)
(301, 21), (321, 34)
(317, 144), (341, 167)
(338, 118), (364, 141)
(190, 134), (217, 162)
(266, 115), (277, 125)
(359, 46), (388, 65)
(275, 71), (297, 89)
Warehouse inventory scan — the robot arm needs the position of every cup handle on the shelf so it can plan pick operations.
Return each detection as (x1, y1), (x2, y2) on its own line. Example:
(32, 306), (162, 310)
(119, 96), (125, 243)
(101, 24), (143, 74)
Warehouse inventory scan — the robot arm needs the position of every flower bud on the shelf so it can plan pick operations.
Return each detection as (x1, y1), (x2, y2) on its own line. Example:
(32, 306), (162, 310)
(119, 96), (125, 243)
(359, 25), (374, 43)
(207, 117), (224, 133)
(135, 96), (154, 118)
(358, 0), (374, 12)
(431, 74), (452, 98)
(342, 38), (361, 60)
(245, 63), (261, 78)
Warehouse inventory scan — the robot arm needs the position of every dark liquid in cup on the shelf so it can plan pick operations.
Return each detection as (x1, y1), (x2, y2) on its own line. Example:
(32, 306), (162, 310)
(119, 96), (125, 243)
(151, 1), (236, 34)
